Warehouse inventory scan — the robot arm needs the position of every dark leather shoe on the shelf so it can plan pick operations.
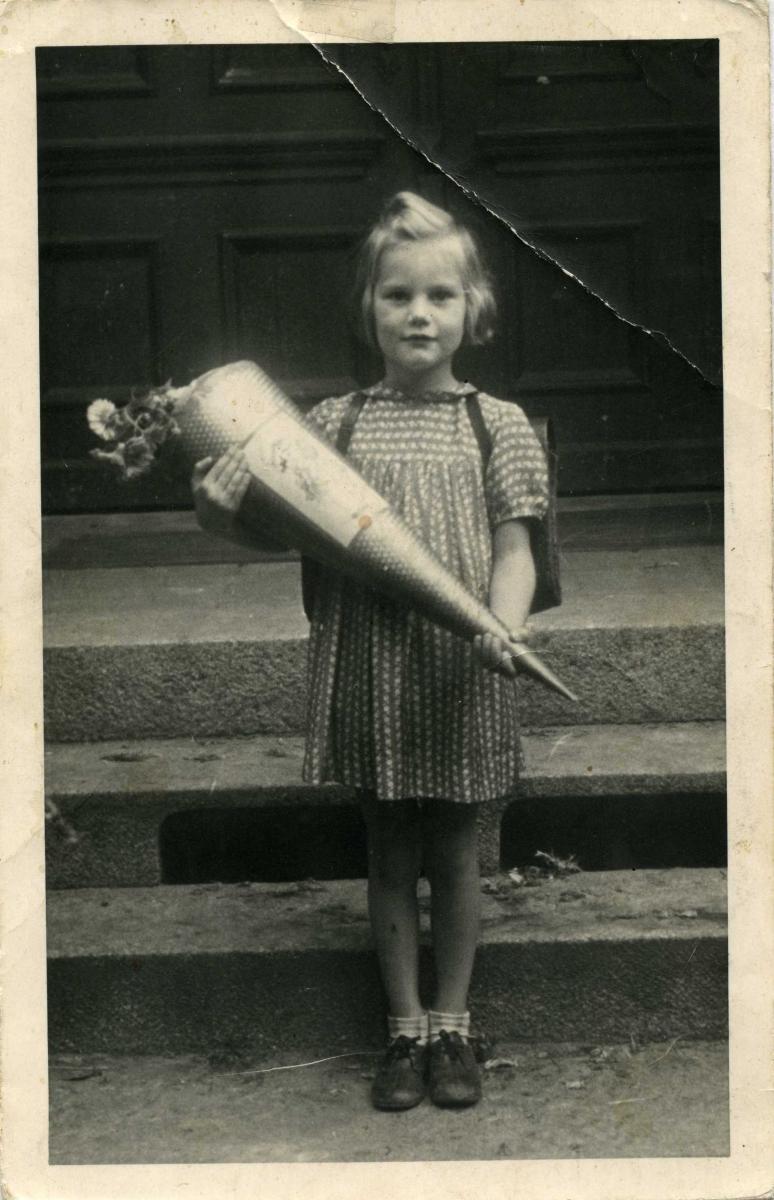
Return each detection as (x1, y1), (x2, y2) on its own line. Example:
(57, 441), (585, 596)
(428, 1030), (482, 1107)
(371, 1035), (427, 1110)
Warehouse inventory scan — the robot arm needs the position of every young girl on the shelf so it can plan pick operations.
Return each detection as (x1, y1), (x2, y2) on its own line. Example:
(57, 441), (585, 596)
(192, 192), (549, 1111)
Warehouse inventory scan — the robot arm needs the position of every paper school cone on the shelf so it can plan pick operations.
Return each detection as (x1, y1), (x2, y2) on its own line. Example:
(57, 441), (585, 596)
(89, 359), (577, 701)
(177, 361), (577, 701)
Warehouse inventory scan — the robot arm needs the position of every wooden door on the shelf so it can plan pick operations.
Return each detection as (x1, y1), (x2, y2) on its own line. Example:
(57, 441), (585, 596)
(37, 41), (721, 512)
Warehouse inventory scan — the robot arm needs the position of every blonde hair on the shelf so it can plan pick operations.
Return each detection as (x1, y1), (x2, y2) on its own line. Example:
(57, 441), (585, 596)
(355, 191), (496, 348)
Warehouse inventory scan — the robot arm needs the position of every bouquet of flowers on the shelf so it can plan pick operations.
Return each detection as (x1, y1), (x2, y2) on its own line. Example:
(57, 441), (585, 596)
(87, 386), (189, 478)
(87, 360), (576, 702)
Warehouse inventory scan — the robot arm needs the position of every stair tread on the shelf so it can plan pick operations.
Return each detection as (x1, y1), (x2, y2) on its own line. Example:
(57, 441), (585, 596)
(42, 493), (724, 570)
(46, 722), (726, 801)
(43, 545), (724, 649)
(47, 869), (727, 959)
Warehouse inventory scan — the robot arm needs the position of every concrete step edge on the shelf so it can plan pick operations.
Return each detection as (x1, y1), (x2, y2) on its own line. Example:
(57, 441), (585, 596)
(46, 870), (728, 1052)
(42, 627), (727, 741)
(45, 723), (726, 889)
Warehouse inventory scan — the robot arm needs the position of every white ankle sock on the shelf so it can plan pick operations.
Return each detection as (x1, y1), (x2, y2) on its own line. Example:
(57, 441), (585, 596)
(388, 1013), (428, 1044)
(428, 1009), (470, 1042)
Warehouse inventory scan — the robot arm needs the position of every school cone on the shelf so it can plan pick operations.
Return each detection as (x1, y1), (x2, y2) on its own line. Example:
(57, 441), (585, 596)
(91, 359), (577, 702)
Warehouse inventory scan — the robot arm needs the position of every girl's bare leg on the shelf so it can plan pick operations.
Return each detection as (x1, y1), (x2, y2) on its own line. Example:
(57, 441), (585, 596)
(362, 796), (424, 1017)
(424, 801), (480, 1014)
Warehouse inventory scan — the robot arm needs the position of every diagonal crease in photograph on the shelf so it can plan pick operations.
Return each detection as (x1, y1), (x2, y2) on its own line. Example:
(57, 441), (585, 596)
(39, 39), (728, 1164)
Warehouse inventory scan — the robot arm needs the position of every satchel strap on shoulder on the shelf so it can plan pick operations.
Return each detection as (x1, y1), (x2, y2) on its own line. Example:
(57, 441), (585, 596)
(464, 392), (492, 468)
(335, 391), (368, 455)
(336, 389), (493, 466)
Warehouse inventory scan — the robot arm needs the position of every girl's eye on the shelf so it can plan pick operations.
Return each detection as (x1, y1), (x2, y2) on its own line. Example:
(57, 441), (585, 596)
(429, 289), (456, 302)
(383, 289), (409, 302)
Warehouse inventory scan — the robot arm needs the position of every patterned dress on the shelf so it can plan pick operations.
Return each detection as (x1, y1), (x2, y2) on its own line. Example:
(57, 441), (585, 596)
(302, 380), (549, 805)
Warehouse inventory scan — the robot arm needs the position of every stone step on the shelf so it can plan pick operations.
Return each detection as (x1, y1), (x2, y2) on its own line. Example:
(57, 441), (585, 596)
(46, 869), (728, 1056)
(45, 722), (726, 888)
(43, 545), (724, 741)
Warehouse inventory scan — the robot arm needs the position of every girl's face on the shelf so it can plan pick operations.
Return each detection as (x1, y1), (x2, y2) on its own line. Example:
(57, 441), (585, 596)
(373, 236), (467, 392)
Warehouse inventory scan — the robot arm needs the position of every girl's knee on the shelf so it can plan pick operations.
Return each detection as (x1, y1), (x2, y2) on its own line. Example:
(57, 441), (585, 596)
(424, 800), (480, 887)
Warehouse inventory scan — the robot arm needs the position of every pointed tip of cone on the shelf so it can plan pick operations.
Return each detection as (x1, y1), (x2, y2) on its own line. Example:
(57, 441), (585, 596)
(510, 646), (578, 702)
(543, 678), (579, 703)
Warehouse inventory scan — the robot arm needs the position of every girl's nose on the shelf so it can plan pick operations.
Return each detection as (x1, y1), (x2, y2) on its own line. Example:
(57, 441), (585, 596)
(408, 297), (430, 323)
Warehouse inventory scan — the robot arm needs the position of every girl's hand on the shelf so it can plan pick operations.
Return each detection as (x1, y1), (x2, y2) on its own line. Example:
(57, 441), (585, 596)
(473, 625), (531, 677)
(191, 445), (251, 537)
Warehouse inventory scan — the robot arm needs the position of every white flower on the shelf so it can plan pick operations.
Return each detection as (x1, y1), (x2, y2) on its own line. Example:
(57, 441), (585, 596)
(163, 384), (193, 409)
(87, 398), (118, 441)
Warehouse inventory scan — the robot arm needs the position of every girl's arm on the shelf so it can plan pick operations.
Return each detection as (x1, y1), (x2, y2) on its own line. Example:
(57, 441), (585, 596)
(489, 518), (536, 631)
(474, 518), (537, 677)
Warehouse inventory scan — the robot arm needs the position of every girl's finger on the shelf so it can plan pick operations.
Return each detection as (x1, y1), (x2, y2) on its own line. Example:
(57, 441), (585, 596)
(473, 634), (490, 663)
(476, 633), (516, 676)
(483, 634), (501, 669)
(192, 456), (215, 485)
(218, 452), (245, 491)
(224, 450), (252, 493)
(223, 450), (250, 486)
(208, 445), (242, 484)
(226, 466), (251, 503)
(473, 634), (512, 676)
(500, 644), (517, 676)
(485, 635), (514, 677)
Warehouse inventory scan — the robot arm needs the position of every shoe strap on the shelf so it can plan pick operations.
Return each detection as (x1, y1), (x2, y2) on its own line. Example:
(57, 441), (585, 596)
(436, 1030), (466, 1061)
(386, 1034), (422, 1062)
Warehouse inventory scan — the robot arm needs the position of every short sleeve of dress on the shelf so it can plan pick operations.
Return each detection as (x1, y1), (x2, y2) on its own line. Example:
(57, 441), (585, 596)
(483, 398), (550, 528)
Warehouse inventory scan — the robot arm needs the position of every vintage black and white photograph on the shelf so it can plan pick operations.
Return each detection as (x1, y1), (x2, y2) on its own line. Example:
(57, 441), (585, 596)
(36, 32), (732, 1165)
(37, 35), (729, 1161)
(1, 2), (771, 1194)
